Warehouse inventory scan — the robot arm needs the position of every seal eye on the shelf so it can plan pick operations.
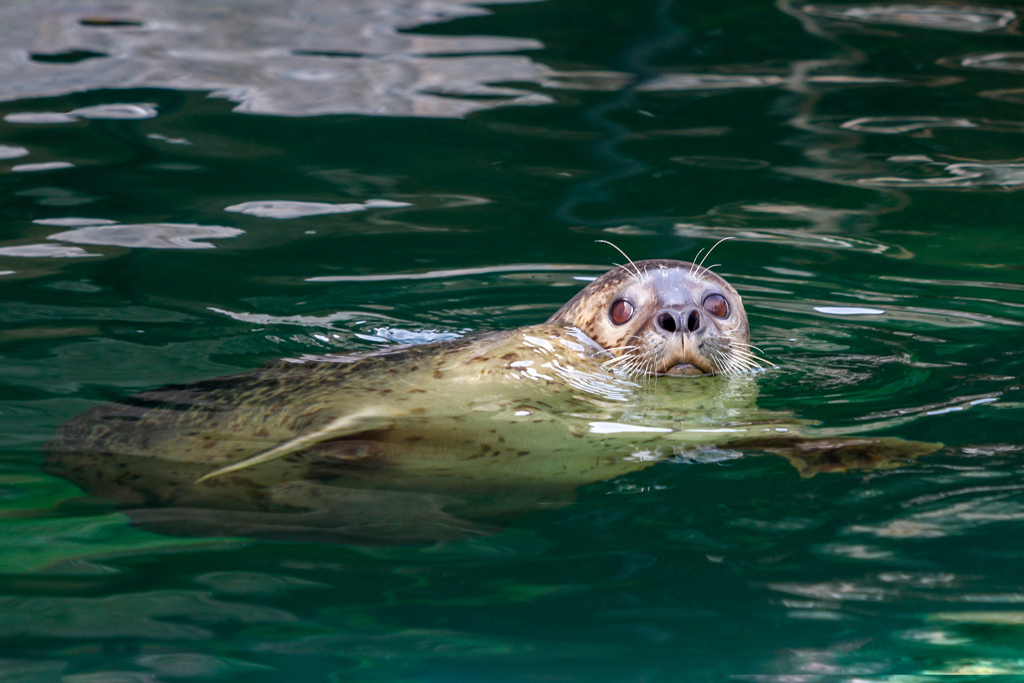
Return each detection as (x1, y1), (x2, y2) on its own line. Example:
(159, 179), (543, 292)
(610, 299), (634, 325)
(703, 293), (729, 319)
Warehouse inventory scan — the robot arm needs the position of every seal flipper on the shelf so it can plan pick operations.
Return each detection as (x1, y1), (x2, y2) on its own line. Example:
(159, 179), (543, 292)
(196, 406), (396, 483)
(730, 435), (942, 477)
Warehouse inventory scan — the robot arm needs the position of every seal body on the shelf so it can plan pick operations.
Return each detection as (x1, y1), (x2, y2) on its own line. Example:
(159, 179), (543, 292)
(45, 260), (936, 543)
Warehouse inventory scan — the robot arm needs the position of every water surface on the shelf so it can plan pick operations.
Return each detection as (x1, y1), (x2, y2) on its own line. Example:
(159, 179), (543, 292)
(1, 0), (1023, 680)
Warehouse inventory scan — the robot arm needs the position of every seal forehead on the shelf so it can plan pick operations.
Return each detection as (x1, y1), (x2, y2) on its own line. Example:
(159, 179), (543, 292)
(642, 265), (702, 304)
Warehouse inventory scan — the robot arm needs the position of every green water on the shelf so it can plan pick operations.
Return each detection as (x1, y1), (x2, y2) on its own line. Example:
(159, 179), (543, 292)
(1, 0), (1023, 680)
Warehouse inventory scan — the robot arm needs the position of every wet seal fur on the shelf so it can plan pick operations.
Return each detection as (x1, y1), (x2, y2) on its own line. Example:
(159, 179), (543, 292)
(45, 259), (939, 544)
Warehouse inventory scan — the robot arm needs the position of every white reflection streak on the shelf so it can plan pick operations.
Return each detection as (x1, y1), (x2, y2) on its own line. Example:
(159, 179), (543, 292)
(962, 52), (1024, 71)
(225, 199), (412, 219)
(841, 116), (976, 133)
(588, 422), (673, 434)
(802, 4), (1015, 33)
(11, 162), (75, 172)
(47, 224), (243, 249)
(814, 306), (886, 315)
(308, 263), (600, 282)
(208, 307), (387, 328)
(0, 244), (99, 258)
(860, 162), (1024, 188)
(0, 145), (29, 159)
(4, 103), (158, 124)
(856, 392), (1002, 422)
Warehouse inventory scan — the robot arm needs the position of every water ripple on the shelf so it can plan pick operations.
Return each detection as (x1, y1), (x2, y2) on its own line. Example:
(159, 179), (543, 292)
(675, 222), (913, 258)
(0, 0), (615, 118)
(638, 72), (897, 92)
(802, 4), (1016, 32)
(961, 52), (1024, 72)
(48, 223), (243, 249)
(4, 103), (157, 124)
(0, 591), (296, 639)
(0, 244), (98, 259)
(861, 161), (1024, 189)
(0, 146), (28, 160)
(10, 161), (75, 173)
(841, 116), (977, 134)
(307, 263), (600, 282)
(225, 199), (412, 219)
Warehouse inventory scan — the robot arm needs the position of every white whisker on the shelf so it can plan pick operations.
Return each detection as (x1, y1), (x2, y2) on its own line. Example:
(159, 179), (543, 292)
(595, 240), (642, 281)
(695, 237), (734, 277)
(689, 250), (706, 277)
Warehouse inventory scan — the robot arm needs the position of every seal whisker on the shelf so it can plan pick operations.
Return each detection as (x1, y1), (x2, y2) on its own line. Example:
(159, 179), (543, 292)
(602, 354), (638, 369)
(595, 240), (642, 282)
(726, 342), (756, 356)
(689, 249), (706, 278)
(603, 348), (649, 377)
(728, 347), (771, 370)
(634, 353), (651, 377)
(618, 361), (642, 379)
(695, 237), (734, 276)
(598, 352), (638, 362)
(724, 350), (765, 370)
(717, 330), (771, 368)
(600, 340), (644, 365)
(727, 353), (763, 374)
(735, 340), (767, 354)
(726, 344), (771, 369)
(602, 344), (642, 353)
(721, 329), (761, 346)
(612, 262), (641, 284)
(710, 343), (758, 376)
(635, 345), (653, 379)
(708, 347), (728, 376)
(723, 353), (747, 377)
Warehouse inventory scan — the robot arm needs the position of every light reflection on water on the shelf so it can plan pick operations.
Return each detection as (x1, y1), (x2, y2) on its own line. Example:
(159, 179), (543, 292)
(0, 0), (619, 118)
(802, 3), (1017, 33)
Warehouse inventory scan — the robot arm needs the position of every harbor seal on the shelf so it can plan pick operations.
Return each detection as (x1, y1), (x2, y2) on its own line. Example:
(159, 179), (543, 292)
(44, 259), (938, 544)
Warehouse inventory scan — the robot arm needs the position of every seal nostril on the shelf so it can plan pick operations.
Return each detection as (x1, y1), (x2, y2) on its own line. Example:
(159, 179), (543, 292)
(658, 312), (677, 333)
(687, 310), (701, 333)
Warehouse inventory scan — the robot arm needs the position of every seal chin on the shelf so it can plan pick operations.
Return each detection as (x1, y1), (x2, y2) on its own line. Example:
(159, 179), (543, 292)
(662, 363), (709, 377)
(657, 348), (714, 376)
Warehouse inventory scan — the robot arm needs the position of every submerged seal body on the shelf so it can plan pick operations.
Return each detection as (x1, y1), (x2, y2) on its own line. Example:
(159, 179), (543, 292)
(45, 259), (936, 543)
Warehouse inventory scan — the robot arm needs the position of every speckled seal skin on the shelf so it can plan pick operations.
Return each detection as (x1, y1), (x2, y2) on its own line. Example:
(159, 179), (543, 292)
(44, 260), (938, 544)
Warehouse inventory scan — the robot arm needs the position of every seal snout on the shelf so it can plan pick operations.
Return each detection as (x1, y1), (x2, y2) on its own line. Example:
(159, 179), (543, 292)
(653, 306), (714, 376)
(655, 308), (702, 335)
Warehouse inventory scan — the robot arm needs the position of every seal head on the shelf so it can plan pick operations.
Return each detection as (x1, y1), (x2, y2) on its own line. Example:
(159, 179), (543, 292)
(546, 259), (751, 376)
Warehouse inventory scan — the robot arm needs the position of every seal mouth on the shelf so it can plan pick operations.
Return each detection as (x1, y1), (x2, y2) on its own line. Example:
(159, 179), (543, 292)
(662, 363), (710, 377)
